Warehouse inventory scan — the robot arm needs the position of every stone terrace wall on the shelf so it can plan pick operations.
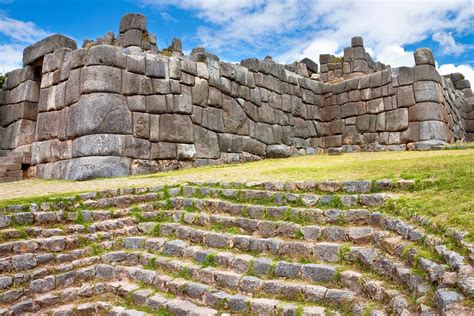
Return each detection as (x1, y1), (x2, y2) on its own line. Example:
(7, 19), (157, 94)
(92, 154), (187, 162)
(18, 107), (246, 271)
(0, 13), (473, 180)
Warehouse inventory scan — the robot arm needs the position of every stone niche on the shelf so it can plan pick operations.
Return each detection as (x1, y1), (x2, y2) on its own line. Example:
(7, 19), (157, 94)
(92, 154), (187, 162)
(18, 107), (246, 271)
(0, 13), (473, 180)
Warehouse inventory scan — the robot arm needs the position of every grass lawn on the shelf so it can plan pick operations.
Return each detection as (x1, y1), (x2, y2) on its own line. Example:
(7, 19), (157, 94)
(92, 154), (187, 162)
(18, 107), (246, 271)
(0, 144), (472, 239)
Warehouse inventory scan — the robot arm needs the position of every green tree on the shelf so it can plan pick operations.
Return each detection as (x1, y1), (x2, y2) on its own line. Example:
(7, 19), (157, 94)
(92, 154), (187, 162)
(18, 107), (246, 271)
(0, 74), (5, 88)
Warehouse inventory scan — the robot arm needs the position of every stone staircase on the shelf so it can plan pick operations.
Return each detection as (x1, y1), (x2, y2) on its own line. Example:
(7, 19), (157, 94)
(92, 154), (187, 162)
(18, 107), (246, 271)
(0, 180), (472, 315)
(0, 151), (32, 183)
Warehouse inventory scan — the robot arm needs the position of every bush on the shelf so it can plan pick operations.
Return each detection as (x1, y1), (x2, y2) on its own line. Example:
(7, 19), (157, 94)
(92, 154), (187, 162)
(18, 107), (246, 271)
(0, 74), (5, 88)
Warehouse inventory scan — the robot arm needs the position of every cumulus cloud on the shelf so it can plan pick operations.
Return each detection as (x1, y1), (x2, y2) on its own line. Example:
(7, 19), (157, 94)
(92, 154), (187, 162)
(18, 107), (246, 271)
(141, 0), (474, 72)
(0, 44), (23, 74)
(432, 31), (465, 55)
(438, 63), (474, 86)
(0, 16), (48, 43)
(0, 15), (49, 74)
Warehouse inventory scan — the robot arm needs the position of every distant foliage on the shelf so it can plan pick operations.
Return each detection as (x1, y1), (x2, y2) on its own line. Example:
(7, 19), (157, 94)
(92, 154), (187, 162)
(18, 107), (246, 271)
(0, 74), (5, 88)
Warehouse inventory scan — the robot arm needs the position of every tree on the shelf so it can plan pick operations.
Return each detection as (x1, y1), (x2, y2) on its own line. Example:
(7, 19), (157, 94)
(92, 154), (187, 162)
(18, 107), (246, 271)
(0, 74), (5, 89)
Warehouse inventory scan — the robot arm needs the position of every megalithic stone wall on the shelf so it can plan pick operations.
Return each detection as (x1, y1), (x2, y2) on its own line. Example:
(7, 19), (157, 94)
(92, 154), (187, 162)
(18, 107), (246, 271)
(0, 13), (473, 180)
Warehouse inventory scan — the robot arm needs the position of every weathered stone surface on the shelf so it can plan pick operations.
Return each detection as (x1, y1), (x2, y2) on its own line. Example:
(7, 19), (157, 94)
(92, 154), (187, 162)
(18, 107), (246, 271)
(414, 81), (442, 103)
(67, 93), (132, 137)
(159, 114), (194, 143)
(23, 34), (77, 65)
(386, 108), (408, 131)
(63, 156), (132, 180)
(414, 48), (435, 66)
(81, 65), (122, 94)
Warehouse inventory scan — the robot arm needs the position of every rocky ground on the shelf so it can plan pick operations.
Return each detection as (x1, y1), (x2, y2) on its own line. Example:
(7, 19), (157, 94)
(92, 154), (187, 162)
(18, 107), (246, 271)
(0, 178), (473, 315)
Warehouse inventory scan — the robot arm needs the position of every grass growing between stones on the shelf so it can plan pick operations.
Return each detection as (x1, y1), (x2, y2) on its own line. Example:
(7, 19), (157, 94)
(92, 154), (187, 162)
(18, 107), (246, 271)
(0, 144), (473, 238)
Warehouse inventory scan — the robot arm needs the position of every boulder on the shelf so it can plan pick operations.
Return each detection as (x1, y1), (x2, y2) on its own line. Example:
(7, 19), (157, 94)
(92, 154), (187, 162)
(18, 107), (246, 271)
(63, 156), (132, 180)
(414, 48), (435, 66)
(23, 34), (77, 66)
(67, 93), (132, 137)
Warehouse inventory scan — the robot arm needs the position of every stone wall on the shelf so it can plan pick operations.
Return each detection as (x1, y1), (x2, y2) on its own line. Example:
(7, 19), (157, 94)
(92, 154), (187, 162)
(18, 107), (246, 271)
(0, 13), (473, 180)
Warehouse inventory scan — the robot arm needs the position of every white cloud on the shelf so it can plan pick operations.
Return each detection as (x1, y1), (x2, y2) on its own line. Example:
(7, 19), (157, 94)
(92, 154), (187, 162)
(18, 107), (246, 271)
(0, 44), (23, 74)
(141, 0), (474, 68)
(0, 16), (48, 43)
(438, 63), (474, 87)
(432, 31), (465, 55)
(0, 16), (49, 73)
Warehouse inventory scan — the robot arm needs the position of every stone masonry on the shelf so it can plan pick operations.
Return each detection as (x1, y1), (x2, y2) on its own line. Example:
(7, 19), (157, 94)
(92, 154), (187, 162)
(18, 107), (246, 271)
(0, 14), (473, 180)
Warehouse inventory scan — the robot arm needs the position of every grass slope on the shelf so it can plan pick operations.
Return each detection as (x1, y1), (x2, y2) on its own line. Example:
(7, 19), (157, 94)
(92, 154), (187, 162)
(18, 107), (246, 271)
(0, 145), (472, 238)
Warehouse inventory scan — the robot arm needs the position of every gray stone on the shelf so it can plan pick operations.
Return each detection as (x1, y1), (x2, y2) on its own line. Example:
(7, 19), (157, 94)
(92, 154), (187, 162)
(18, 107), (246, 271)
(266, 144), (291, 158)
(313, 242), (341, 262)
(11, 299), (34, 315)
(163, 240), (187, 256)
(81, 65), (121, 94)
(419, 121), (448, 141)
(68, 93), (131, 138)
(159, 114), (194, 143)
(72, 134), (126, 157)
(414, 48), (435, 66)
(253, 257), (273, 275)
(23, 34), (77, 66)
(414, 81), (442, 103)
(86, 45), (126, 68)
(386, 108), (408, 131)
(64, 156), (132, 180)
(435, 288), (463, 309)
(302, 264), (336, 282)
(11, 254), (37, 271)
(96, 264), (116, 279)
(120, 13), (147, 33)
(274, 261), (301, 278)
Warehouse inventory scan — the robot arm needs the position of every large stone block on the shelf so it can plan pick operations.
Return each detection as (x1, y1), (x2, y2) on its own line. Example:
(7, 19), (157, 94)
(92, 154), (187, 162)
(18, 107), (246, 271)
(414, 48), (435, 66)
(86, 45), (126, 69)
(133, 112), (150, 139)
(124, 136), (150, 159)
(397, 85), (415, 107)
(146, 95), (166, 114)
(194, 125), (220, 159)
(1, 119), (36, 149)
(65, 68), (81, 106)
(81, 65), (121, 94)
(119, 13), (147, 33)
(67, 93), (132, 137)
(386, 108), (408, 131)
(419, 121), (448, 141)
(397, 67), (414, 86)
(414, 65), (440, 82)
(367, 98), (384, 114)
(159, 114), (193, 143)
(36, 111), (59, 140)
(414, 81), (442, 103)
(63, 156), (131, 180)
(192, 78), (209, 106)
(23, 34), (77, 66)
(222, 96), (249, 135)
(150, 142), (177, 159)
(72, 134), (126, 157)
(408, 102), (446, 122)
(172, 86), (193, 114)
(122, 29), (143, 47)
(145, 57), (167, 78)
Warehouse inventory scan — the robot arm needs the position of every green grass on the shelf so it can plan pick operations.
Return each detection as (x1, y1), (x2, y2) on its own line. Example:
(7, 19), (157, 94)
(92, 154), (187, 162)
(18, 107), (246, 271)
(0, 145), (472, 237)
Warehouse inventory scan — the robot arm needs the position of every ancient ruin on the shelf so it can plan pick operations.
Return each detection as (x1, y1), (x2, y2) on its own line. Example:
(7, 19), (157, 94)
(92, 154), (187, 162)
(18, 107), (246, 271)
(0, 13), (473, 181)
(0, 180), (473, 315)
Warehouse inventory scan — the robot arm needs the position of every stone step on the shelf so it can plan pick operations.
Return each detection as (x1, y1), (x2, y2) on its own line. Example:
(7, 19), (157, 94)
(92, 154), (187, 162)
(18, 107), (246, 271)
(183, 185), (392, 208)
(190, 179), (416, 193)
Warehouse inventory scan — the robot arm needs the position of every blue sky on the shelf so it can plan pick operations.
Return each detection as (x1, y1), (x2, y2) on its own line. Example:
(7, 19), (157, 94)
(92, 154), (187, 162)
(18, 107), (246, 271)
(1, 0), (473, 82)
